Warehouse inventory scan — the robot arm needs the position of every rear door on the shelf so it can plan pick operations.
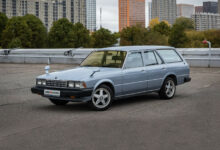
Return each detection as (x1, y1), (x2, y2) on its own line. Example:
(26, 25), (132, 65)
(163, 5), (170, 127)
(143, 50), (167, 91)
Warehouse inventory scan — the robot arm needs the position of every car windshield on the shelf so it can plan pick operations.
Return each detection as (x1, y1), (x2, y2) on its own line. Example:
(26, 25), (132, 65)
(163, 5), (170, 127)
(80, 51), (127, 68)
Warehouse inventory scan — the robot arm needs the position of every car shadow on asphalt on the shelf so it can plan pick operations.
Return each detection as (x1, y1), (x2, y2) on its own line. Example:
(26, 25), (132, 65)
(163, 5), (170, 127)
(34, 93), (162, 112)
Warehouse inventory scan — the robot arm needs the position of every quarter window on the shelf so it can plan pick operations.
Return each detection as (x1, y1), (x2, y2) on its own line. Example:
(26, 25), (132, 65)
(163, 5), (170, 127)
(155, 52), (163, 64)
(144, 51), (157, 66)
(125, 52), (143, 69)
(157, 49), (182, 63)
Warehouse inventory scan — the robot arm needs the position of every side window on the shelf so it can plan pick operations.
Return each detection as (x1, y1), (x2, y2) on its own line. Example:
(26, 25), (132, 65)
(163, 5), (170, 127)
(125, 52), (143, 69)
(157, 49), (182, 63)
(155, 52), (163, 64)
(143, 51), (157, 66)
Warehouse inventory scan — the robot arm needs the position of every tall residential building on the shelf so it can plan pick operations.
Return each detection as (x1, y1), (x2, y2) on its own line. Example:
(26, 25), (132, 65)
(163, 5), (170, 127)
(195, 6), (203, 13)
(203, 1), (218, 14)
(86, 0), (96, 31)
(0, 0), (96, 31)
(148, 2), (152, 23)
(218, 0), (220, 14)
(151, 0), (177, 25)
(119, 0), (145, 31)
(177, 4), (194, 18)
(192, 13), (220, 31)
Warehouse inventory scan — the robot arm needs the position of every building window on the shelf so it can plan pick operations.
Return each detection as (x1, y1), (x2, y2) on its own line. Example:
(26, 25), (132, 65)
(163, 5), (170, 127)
(12, 0), (16, 16)
(44, 2), (49, 28)
(53, 0), (58, 21)
(63, 0), (66, 18)
(2, 0), (6, 14)
(21, 0), (27, 16)
(71, 0), (74, 23)
(35, 2), (39, 17)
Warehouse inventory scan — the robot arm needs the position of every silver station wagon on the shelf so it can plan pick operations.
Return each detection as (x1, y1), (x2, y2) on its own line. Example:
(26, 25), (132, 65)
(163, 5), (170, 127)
(31, 46), (191, 110)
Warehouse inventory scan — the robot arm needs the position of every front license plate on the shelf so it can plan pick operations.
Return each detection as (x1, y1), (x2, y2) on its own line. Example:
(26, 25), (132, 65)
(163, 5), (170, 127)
(44, 89), (60, 97)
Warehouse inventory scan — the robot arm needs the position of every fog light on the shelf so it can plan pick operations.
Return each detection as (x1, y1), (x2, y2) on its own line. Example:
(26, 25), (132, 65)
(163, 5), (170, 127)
(70, 96), (75, 99)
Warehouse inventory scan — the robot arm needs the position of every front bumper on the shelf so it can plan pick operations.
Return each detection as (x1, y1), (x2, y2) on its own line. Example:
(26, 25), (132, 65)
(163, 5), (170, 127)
(31, 86), (93, 102)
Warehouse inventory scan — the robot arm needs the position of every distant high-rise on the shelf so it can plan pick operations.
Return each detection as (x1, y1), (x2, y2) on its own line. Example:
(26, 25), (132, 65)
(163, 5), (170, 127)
(195, 6), (203, 13)
(86, 0), (96, 31)
(203, 1), (218, 14)
(151, 0), (177, 25)
(119, 0), (145, 31)
(218, 0), (220, 14)
(148, 2), (152, 23)
(177, 4), (194, 18)
(192, 13), (220, 31)
(0, 0), (96, 31)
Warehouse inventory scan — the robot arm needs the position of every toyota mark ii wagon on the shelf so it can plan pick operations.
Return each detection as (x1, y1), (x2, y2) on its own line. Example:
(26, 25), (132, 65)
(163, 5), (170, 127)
(31, 46), (191, 110)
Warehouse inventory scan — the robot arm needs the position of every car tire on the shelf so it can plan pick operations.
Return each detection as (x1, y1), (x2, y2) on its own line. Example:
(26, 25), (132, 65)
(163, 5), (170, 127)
(89, 84), (113, 111)
(49, 99), (69, 105)
(159, 77), (176, 100)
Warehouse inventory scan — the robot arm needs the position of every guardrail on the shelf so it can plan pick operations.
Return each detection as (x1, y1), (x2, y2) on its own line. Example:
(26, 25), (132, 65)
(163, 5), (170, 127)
(0, 48), (220, 67)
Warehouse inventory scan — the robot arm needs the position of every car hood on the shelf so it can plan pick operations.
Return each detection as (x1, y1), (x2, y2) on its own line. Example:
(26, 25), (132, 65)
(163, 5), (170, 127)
(38, 67), (121, 81)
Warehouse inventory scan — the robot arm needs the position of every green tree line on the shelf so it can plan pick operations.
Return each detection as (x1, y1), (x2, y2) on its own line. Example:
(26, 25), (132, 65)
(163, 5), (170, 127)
(0, 13), (117, 49)
(120, 17), (220, 48)
(1, 12), (220, 49)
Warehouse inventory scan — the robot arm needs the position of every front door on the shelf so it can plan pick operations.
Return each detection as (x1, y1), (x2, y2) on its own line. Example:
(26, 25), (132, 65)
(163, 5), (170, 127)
(122, 52), (146, 95)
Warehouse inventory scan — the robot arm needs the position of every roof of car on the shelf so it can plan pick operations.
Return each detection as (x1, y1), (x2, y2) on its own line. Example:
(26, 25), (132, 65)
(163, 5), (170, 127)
(99, 46), (174, 52)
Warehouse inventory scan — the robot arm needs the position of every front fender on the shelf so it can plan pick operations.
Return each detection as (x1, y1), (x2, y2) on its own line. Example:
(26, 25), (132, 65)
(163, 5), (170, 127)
(93, 79), (115, 92)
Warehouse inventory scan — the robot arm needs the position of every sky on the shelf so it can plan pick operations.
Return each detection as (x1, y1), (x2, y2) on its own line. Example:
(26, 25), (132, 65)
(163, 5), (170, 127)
(96, 0), (218, 32)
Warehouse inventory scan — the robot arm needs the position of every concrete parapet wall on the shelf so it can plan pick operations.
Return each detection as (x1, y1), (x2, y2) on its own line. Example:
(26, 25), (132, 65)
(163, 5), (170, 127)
(0, 48), (220, 67)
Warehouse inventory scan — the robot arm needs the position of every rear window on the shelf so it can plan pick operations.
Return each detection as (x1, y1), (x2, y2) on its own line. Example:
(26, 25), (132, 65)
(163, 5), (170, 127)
(157, 49), (182, 63)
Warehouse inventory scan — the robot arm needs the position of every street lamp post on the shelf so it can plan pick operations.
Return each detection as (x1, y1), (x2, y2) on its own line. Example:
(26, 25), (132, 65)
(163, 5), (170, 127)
(203, 40), (212, 68)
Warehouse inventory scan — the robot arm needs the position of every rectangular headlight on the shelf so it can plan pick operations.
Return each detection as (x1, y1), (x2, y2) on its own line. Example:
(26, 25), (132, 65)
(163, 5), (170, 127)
(36, 79), (46, 86)
(68, 81), (75, 88)
(75, 82), (86, 88)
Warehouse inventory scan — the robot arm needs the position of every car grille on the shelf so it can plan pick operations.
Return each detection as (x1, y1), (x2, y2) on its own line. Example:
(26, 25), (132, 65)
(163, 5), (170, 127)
(46, 80), (67, 88)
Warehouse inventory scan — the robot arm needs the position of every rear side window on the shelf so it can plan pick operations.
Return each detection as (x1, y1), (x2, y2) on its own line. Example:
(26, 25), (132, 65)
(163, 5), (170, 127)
(143, 51), (157, 66)
(157, 49), (182, 63)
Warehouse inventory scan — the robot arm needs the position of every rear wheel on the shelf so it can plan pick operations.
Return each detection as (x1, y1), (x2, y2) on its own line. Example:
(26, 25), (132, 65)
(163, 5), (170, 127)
(49, 99), (69, 105)
(89, 85), (113, 111)
(159, 77), (176, 99)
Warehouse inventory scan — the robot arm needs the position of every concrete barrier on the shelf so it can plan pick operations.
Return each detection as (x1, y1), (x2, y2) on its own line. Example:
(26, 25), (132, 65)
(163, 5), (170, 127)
(0, 48), (220, 67)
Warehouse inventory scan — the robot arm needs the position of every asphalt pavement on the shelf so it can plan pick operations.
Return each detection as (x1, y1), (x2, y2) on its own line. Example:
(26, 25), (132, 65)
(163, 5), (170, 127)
(0, 64), (220, 150)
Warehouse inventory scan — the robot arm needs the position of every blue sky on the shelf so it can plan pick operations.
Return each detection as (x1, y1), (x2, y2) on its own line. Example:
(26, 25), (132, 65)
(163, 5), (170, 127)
(96, 0), (218, 32)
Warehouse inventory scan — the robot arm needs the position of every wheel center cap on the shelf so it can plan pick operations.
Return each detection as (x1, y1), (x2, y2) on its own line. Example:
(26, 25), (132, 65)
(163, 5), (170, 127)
(100, 96), (103, 100)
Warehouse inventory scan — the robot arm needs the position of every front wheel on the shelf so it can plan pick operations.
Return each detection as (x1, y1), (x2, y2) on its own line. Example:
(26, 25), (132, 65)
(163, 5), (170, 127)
(49, 99), (69, 105)
(159, 77), (176, 99)
(89, 85), (113, 111)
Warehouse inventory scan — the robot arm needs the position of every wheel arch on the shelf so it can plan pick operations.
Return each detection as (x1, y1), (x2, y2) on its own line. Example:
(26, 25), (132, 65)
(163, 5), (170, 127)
(163, 74), (178, 85)
(93, 79), (115, 96)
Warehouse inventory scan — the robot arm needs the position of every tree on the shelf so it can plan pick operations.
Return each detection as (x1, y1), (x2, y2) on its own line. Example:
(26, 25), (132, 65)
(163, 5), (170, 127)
(120, 25), (168, 46)
(1, 16), (32, 48)
(8, 38), (22, 48)
(23, 14), (47, 48)
(186, 30), (206, 48)
(149, 18), (160, 28)
(91, 28), (117, 48)
(0, 13), (8, 46)
(168, 24), (189, 48)
(68, 22), (91, 48)
(153, 21), (171, 36)
(204, 30), (220, 48)
(175, 17), (194, 30)
(48, 18), (74, 48)
(145, 31), (168, 45)
(120, 25), (148, 45)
